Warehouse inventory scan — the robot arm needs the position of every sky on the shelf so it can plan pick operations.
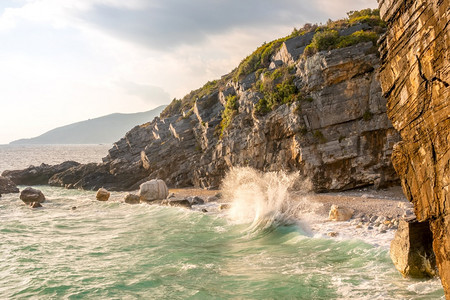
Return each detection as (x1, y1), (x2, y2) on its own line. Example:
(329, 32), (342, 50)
(0, 0), (378, 144)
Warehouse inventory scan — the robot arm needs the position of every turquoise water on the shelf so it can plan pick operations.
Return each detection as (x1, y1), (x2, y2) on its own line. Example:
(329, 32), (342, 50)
(0, 186), (444, 299)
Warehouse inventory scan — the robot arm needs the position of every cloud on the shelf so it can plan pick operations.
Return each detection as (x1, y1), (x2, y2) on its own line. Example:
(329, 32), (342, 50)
(77, 0), (322, 51)
(117, 80), (171, 105)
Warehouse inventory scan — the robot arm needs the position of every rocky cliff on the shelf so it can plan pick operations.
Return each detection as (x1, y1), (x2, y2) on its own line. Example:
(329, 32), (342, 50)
(378, 0), (449, 296)
(26, 10), (399, 192)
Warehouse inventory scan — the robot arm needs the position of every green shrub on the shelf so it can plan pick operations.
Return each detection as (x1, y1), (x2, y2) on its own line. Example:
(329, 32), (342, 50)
(219, 95), (238, 137)
(336, 30), (379, 48)
(161, 98), (182, 118)
(255, 76), (300, 115)
(312, 30), (340, 51)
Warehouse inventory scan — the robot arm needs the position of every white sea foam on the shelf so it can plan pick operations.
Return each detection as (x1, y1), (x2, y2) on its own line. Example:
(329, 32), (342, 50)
(221, 167), (310, 233)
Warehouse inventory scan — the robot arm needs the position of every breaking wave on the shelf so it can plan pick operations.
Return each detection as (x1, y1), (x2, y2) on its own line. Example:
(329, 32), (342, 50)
(221, 167), (309, 233)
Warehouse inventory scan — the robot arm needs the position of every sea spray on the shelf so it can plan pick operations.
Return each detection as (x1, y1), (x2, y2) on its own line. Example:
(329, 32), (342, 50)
(221, 167), (306, 233)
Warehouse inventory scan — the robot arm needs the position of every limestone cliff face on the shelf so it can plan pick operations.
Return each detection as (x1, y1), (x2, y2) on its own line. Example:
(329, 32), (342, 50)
(48, 38), (400, 192)
(378, 0), (450, 296)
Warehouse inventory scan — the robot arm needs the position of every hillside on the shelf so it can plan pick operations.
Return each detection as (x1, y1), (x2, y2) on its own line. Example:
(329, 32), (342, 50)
(10, 106), (166, 145)
(6, 9), (401, 192)
(36, 9), (400, 191)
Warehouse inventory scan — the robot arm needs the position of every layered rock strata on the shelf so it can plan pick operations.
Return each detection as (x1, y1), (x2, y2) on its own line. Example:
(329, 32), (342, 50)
(378, 0), (449, 296)
(44, 41), (399, 192)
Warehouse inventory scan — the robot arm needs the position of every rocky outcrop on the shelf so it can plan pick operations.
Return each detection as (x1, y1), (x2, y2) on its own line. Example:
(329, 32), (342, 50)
(0, 176), (19, 194)
(378, 0), (449, 296)
(2, 161), (80, 185)
(64, 41), (397, 192)
(390, 219), (437, 278)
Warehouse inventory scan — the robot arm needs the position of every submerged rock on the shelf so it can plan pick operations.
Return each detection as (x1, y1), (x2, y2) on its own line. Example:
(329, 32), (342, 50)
(96, 188), (110, 201)
(390, 219), (437, 278)
(20, 187), (45, 204)
(124, 193), (140, 204)
(139, 179), (169, 203)
(0, 176), (19, 194)
(328, 205), (354, 221)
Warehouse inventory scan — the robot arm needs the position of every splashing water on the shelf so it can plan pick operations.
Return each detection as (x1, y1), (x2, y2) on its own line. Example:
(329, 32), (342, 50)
(222, 167), (306, 233)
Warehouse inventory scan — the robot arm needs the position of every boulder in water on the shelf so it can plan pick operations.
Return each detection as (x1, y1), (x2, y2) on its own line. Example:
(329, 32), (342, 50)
(124, 193), (140, 204)
(139, 179), (168, 202)
(328, 205), (354, 221)
(96, 188), (110, 201)
(20, 187), (45, 204)
(189, 196), (204, 205)
(390, 219), (437, 278)
(161, 199), (191, 208)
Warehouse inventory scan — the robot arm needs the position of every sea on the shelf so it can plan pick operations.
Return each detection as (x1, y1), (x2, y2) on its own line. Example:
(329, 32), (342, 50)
(0, 144), (445, 299)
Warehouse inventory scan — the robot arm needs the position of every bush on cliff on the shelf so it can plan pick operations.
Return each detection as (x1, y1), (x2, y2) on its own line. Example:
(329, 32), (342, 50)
(219, 95), (238, 137)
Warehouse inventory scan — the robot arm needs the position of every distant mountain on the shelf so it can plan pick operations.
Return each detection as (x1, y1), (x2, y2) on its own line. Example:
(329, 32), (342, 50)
(10, 106), (166, 145)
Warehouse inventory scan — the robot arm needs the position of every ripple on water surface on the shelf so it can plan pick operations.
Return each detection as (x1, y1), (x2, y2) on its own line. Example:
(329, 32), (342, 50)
(0, 187), (445, 299)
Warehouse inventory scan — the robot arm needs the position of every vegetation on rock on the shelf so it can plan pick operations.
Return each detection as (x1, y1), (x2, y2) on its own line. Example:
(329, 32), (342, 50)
(219, 95), (238, 137)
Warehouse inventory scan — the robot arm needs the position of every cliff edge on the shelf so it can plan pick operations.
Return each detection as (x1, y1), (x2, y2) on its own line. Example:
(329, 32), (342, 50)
(378, 0), (450, 296)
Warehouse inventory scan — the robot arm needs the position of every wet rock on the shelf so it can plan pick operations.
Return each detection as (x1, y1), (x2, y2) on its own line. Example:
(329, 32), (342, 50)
(30, 202), (42, 208)
(190, 196), (204, 205)
(328, 205), (354, 221)
(2, 161), (80, 185)
(206, 196), (219, 202)
(20, 187), (45, 204)
(0, 176), (19, 194)
(96, 188), (110, 201)
(139, 179), (168, 202)
(124, 193), (140, 204)
(219, 204), (231, 210)
(161, 199), (191, 208)
(390, 219), (437, 278)
(327, 232), (339, 238)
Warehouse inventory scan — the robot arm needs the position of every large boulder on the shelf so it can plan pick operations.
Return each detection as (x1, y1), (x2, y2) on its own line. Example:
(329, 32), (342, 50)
(0, 176), (19, 194)
(2, 161), (80, 185)
(390, 219), (437, 278)
(96, 188), (110, 201)
(139, 179), (169, 202)
(328, 205), (354, 221)
(20, 187), (45, 204)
